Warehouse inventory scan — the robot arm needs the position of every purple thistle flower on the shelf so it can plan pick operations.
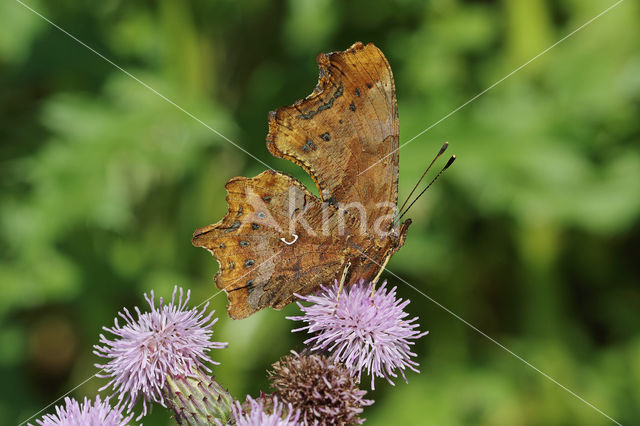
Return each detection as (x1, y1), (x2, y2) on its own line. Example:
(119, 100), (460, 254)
(231, 396), (299, 426)
(289, 279), (428, 389)
(31, 396), (132, 426)
(269, 351), (372, 425)
(94, 286), (227, 419)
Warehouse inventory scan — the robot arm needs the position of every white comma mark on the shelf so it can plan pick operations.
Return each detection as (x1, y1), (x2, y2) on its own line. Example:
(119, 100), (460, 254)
(280, 234), (299, 245)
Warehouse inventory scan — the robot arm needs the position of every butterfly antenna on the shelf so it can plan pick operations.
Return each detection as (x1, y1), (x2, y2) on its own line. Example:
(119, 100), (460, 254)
(397, 142), (449, 217)
(398, 154), (456, 221)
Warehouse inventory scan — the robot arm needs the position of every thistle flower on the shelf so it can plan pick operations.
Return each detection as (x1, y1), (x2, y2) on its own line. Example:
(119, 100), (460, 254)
(289, 280), (427, 389)
(164, 368), (233, 425)
(94, 286), (227, 419)
(269, 351), (372, 425)
(31, 395), (132, 426)
(231, 396), (298, 426)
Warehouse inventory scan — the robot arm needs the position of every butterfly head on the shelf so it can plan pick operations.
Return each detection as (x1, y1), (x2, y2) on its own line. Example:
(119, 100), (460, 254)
(376, 217), (411, 257)
(391, 218), (411, 253)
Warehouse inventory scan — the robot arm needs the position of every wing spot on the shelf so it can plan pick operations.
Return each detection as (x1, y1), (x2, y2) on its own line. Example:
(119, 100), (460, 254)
(354, 87), (361, 97)
(366, 82), (373, 89)
(297, 83), (342, 119)
(333, 82), (343, 98)
(245, 259), (255, 267)
(240, 241), (250, 247)
(251, 223), (259, 230)
(320, 132), (330, 141)
(222, 220), (241, 234)
(262, 196), (271, 203)
(349, 102), (356, 112)
(301, 139), (317, 152)
(257, 212), (267, 219)
(219, 243), (225, 248)
(237, 206), (243, 217)
(229, 261), (235, 270)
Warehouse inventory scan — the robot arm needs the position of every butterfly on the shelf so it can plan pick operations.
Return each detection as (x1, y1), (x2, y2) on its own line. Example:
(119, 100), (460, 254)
(193, 42), (450, 319)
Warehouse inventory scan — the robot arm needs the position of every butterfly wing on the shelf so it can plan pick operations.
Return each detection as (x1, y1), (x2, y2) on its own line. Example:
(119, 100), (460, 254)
(193, 170), (360, 319)
(266, 42), (399, 233)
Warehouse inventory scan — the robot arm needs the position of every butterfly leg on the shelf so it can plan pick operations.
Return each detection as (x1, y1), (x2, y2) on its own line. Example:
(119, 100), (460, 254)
(336, 261), (351, 302)
(370, 252), (392, 298)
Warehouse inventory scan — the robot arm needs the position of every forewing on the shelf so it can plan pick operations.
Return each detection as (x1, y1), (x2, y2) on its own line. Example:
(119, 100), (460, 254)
(266, 42), (399, 233)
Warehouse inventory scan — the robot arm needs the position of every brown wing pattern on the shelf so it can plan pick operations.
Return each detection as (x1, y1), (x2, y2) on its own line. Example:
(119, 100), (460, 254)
(266, 42), (399, 233)
(192, 170), (362, 319)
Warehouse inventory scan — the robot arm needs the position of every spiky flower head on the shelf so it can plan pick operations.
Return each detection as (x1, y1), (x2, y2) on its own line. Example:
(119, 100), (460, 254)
(231, 396), (298, 426)
(269, 351), (373, 425)
(31, 396), (132, 426)
(94, 286), (227, 419)
(164, 368), (233, 425)
(289, 280), (427, 389)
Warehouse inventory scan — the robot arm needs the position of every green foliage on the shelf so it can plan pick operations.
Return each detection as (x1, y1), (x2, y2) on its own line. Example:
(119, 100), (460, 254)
(1, 0), (639, 424)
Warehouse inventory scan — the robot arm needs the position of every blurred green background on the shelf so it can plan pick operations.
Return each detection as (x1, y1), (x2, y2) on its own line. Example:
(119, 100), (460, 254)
(1, 0), (639, 424)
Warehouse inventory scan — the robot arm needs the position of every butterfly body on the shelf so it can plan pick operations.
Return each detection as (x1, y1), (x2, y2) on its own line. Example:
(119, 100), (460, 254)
(341, 218), (411, 288)
(194, 42), (410, 319)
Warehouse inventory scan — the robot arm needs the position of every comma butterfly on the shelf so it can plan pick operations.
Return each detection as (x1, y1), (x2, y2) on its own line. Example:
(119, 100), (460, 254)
(193, 42), (413, 319)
